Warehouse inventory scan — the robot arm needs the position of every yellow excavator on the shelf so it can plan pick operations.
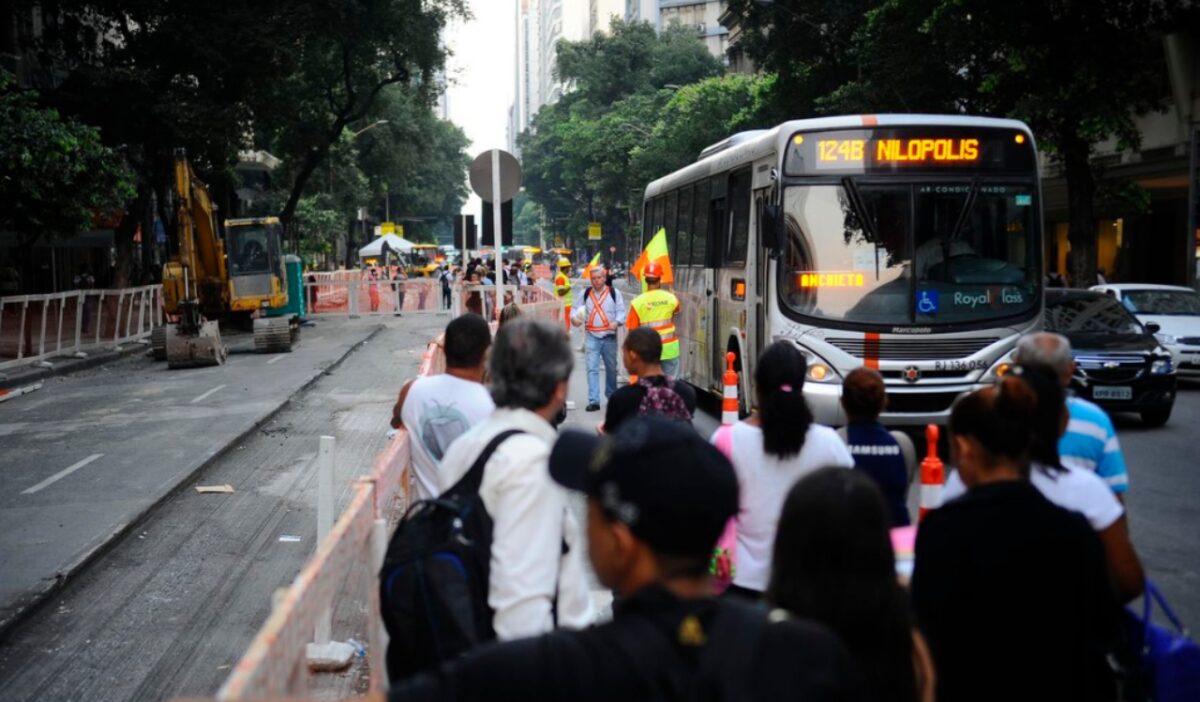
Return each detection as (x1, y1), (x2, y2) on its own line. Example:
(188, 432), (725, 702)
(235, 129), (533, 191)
(153, 149), (297, 368)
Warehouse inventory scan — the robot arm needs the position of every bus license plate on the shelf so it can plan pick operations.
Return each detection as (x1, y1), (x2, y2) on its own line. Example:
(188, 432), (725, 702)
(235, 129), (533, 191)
(1093, 386), (1132, 401)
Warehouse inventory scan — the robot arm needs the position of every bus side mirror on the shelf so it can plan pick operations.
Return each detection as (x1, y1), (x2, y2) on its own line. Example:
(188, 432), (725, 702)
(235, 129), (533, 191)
(762, 205), (784, 251)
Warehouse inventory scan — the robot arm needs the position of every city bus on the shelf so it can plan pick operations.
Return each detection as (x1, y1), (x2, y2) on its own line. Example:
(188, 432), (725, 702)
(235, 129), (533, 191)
(642, 115), (1043, 426)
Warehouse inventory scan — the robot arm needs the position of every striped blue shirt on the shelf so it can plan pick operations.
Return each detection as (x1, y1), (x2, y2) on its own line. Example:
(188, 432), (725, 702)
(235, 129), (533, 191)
(1059, 397), (1129, 494)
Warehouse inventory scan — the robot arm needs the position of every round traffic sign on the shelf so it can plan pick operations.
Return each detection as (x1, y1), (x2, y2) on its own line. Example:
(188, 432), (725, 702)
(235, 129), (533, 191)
(469, 149), (523, 203)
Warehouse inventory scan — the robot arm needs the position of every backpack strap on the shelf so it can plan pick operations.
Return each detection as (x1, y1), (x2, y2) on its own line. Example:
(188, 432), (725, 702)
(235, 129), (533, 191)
(445, 429), (526, 498)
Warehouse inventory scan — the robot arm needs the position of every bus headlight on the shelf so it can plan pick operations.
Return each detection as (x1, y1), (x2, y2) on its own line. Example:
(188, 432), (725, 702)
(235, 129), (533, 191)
(982, 354), (1015, 382)
(781, 338), (841, 384)
(807, 362), (834, 382)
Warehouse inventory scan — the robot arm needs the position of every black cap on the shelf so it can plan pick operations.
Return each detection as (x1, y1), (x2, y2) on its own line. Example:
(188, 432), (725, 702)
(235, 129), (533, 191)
(549, 416), (739, 560)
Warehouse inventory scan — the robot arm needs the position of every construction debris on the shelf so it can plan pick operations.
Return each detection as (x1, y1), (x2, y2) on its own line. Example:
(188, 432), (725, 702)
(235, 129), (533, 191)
(194, 484), (235, 494)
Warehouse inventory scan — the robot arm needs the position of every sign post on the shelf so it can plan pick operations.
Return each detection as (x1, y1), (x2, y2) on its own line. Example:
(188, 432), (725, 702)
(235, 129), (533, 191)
(469, 149), (523, 321)
(491, 150), (503, 318)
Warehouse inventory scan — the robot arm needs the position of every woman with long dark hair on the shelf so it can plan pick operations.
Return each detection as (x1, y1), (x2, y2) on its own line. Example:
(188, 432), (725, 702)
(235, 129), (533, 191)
(710, 341), (852, 599)
(769, 467), (935, 702)
(941, 363), (1144, 602)
(911, 375), (1117, 701)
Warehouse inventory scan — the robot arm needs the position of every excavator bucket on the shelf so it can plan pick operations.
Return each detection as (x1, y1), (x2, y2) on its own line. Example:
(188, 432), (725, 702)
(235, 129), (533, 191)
(253, 315), (297, 353)
(166, 320), (228, 369)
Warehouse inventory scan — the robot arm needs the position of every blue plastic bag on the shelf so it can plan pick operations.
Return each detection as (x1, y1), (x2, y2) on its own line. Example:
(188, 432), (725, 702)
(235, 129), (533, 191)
(1122, 580), (1200, 702)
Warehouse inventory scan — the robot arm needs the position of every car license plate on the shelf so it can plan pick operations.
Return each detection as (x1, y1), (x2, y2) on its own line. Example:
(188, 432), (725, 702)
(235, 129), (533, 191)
(1093, 386), (1133, 401)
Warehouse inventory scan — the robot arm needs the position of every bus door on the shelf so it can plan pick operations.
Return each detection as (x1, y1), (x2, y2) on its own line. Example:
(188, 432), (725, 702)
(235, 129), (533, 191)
(706, 177), (728, 392)
(713, 167), (752, 392)
(751, 185), (771, 379)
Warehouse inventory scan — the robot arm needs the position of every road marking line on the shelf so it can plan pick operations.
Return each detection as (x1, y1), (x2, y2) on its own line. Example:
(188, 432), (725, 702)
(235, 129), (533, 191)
(23, 454), (104, 495)
(267, 354), (285, 365)
(191, 384), (227, 404)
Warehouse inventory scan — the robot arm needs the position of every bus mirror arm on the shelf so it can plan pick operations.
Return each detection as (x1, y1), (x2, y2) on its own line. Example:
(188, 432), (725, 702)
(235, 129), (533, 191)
(762, 205), (784, 251)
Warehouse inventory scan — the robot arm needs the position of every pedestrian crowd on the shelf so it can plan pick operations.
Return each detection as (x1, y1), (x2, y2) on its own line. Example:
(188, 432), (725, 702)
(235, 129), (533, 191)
(382, 287), (1173, 701)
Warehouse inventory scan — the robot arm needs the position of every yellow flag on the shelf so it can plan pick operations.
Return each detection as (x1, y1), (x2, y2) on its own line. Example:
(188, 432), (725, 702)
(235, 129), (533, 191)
(631, 227), (673, 291)
(581, 251), (602, 280)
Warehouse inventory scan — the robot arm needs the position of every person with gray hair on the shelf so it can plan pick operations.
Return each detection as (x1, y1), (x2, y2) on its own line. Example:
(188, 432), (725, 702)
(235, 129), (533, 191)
(435, 318), (595, 640)
(1013, 332), (1131, 498)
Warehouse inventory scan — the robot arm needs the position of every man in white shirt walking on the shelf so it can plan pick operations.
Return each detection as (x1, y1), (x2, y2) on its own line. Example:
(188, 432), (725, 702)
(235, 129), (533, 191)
(437, 318), (595, 639)
(392, 313), (495, 500)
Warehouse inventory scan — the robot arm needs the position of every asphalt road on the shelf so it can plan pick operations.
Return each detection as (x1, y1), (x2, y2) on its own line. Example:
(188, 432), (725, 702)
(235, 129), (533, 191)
(1112, 377), (1200, 631)
(0, 313), (1194, 701)
(0, 314), (446, 701)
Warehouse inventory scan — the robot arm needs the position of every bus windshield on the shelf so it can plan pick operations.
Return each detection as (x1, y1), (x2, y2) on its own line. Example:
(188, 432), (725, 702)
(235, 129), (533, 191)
(779, 180), (1040, 327)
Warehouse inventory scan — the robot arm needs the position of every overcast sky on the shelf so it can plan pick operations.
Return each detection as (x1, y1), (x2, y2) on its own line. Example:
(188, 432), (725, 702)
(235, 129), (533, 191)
(445, 1), (518, 216)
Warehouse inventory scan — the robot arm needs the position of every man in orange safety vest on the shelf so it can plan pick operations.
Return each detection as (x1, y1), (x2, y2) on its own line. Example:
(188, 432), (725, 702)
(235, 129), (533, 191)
(572, 266), (625, 411)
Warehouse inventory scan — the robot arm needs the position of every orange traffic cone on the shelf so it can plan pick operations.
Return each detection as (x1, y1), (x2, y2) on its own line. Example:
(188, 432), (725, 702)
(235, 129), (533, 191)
(918, 423), (945, 521)
(722, 352), (739, 426)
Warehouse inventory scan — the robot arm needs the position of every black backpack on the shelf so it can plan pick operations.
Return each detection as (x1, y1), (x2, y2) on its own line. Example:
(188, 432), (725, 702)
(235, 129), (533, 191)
(379, 429), (525, 680)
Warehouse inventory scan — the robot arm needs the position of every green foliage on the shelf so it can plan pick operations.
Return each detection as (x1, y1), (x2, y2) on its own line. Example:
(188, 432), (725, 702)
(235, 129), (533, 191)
(520, 20), (736, 254)
(355, 87), (472, 243)
(512, 192), (543, 247)
(722, 0), (877, 118)
(21, 0), (467, 243)
(0, 71), (135, 243)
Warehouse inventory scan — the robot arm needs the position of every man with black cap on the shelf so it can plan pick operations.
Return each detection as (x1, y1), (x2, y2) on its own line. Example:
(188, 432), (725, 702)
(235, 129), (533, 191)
(389, 416), (863, 701)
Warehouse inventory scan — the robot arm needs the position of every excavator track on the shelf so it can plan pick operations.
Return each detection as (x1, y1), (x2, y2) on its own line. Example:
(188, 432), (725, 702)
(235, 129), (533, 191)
(253, 315), (297, 353)
(150, 326), (167, 361)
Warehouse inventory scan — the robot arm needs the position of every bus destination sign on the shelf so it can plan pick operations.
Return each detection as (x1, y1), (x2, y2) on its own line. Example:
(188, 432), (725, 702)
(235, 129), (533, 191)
(785, 127), (1035, 176)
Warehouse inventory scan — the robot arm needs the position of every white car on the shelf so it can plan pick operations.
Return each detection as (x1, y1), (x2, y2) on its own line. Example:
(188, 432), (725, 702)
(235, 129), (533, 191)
(1091, 283), (1200, 376)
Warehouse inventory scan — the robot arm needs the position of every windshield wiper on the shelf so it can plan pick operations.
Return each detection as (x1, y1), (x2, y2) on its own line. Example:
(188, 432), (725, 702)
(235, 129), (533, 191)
(948, 179), (980, 244)
(841, 177), (882, 278)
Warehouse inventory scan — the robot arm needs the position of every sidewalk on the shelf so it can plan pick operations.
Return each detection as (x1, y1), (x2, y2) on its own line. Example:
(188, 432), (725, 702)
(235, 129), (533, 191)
(0, 317), (421, 640)
(0, 341), (150, 390)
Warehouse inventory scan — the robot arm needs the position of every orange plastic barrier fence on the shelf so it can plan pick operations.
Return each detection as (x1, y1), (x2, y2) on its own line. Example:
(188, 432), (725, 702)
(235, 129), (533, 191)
(216, 336), (447, 699)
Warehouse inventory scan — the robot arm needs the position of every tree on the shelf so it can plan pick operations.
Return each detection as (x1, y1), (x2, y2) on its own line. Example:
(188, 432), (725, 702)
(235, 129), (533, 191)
(22, 0), (464, 283)
(0, 71), (134, 278)
(722, 0), (877, 118)
(828, 0), (1172, 285)
(253, 0), (467, 239)
(520, 19), (724, 253)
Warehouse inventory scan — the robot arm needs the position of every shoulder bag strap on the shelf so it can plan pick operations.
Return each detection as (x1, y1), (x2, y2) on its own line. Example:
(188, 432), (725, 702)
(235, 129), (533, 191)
(446, 429), (526, 498)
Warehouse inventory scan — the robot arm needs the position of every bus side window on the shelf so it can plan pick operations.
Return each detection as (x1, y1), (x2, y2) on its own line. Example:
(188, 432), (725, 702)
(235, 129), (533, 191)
(677, 186), (694, 268)
(664, 190), (679, 259)
(651, 197), (665, 240)
(726, 168), (752, 266)
(692, 180), (709, 267)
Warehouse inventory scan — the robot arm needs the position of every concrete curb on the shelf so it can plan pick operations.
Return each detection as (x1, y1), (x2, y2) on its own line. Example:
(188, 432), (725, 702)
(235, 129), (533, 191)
(0, 324), (386, 644)
(0, 342), (152, 390)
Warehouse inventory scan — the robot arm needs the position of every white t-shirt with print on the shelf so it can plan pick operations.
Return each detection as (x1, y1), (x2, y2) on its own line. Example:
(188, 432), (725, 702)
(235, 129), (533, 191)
(401, 374), (494, 500)
(943, 462), (1123, 531)
(712, 421), (854, 592)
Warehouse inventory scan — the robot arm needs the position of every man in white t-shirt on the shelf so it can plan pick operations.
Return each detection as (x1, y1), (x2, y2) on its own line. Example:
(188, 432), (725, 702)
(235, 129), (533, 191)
(391, 313), (495, 500)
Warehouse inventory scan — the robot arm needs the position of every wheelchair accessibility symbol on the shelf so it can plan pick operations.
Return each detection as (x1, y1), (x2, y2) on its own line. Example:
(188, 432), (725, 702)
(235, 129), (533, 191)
(916, 289), (939, 315)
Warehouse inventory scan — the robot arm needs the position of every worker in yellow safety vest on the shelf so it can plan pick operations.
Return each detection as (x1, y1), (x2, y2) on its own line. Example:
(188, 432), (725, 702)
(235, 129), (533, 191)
(627, 262), (681, 378)
(554, 257), (573, 333)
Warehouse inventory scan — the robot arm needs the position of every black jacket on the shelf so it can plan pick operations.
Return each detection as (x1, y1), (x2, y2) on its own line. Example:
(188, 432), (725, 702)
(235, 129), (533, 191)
(389, 585), (864, 702)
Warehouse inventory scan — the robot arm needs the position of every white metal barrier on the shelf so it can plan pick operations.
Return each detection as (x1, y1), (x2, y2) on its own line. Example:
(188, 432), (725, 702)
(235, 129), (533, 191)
(0, 285), (162, 372)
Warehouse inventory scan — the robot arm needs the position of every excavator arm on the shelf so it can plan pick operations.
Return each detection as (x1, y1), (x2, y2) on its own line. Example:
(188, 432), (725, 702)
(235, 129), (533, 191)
(163, 149), (228, 317)
(158, 149), (229, 367)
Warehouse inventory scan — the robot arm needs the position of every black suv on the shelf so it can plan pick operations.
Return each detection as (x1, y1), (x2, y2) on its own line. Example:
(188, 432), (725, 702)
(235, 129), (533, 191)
(1044, 289), (1177, 426)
